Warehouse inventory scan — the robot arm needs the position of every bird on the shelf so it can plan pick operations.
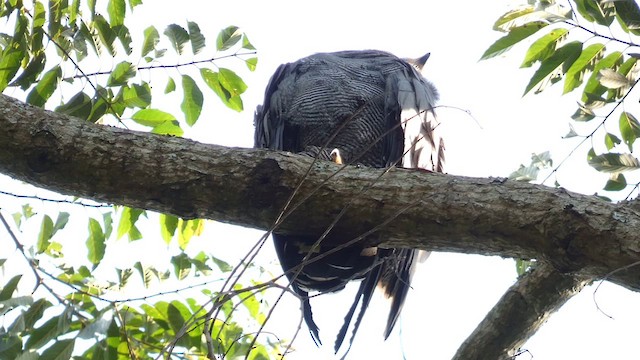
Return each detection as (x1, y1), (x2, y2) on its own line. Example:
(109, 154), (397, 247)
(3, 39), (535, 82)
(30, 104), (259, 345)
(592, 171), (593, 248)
(254, 50), (444, 357)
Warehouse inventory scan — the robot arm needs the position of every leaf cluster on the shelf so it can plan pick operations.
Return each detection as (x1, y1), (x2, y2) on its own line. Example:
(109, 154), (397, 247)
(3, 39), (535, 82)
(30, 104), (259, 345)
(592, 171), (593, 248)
(483, 0), (640, 195)
(0, 1), (257, 135)
(0, 1), (281, 359)
(1, 206), (280, 359)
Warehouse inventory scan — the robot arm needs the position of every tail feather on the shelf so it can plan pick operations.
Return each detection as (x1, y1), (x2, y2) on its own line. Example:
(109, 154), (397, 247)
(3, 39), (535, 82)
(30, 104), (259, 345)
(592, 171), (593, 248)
(334, 263), (383, 356)
(377, 249), (427, 338)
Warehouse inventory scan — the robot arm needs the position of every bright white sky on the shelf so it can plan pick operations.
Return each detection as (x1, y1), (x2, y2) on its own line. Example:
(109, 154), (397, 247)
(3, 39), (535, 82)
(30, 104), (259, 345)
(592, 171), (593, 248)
(3, 0), (640, 359)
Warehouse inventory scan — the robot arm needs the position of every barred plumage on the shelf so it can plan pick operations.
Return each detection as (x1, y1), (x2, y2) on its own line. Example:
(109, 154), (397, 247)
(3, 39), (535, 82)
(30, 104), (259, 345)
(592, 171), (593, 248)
(254, 50), (444, 356)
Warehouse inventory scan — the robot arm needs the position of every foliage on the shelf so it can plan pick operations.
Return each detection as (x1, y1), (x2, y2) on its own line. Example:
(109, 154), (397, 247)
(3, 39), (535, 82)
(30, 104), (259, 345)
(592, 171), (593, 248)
(483, 0), (640, 198)
(0, 1), (282, 359)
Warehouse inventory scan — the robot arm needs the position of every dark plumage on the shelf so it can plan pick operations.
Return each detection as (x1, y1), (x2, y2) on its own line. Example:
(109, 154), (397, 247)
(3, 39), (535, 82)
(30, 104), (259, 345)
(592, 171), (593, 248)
(254, 50), (444, 356)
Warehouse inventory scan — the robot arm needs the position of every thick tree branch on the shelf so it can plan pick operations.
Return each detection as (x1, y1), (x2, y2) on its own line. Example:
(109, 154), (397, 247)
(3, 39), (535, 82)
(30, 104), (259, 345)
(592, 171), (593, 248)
(453, 262), (591, 359)
(1, 94), (640, 293)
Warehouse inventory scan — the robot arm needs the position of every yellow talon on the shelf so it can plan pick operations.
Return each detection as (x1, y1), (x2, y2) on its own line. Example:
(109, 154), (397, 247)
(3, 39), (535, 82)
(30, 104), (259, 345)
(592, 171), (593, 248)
(330, 148), (343, 165)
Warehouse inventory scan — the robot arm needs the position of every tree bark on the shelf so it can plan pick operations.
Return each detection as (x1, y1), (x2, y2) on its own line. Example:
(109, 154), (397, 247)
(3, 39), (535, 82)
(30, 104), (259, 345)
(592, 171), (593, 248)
(1, 94), (639, 291)
(453, 262), (591, 359)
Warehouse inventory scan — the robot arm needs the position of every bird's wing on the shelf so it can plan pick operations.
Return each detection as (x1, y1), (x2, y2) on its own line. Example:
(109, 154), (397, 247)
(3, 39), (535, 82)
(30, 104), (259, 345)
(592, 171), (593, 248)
(377, 58), (443, 338)
(254, 62), (292, 150)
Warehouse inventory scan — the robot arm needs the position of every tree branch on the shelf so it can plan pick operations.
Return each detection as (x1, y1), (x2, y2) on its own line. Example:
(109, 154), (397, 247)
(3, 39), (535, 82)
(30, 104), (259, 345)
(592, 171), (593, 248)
(1, 94), (640, 292)
(453, 262), (591, 359)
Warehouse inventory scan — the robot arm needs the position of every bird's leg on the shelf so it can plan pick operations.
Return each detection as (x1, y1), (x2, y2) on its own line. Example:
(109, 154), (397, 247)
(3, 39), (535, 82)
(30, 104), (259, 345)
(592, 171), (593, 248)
(330, 148), (343, 165)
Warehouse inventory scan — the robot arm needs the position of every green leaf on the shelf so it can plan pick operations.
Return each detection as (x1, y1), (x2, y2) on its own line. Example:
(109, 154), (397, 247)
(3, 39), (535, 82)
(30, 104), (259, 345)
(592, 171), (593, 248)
(531, 151), (552, 169)
(86, 218), (106, 267)
(40, 338), (74, 360)
(0, 47), (24, 92)
(131, 109), (183, 136)
(92, 15), (116, 56)
(216, 26), (241, 51)
(521, 28), (569, 68)
(107, 0), (126, 26)
(524, 41), (582, 95)
(141, 26), (160, 57)
(619, 112), (640, 152)
(69, 0), (81, 23)
(564, 124), (578, 138)
(188, 21), (206, 55)
(564, 43), (605, 94)
(128, 0), (142, 9)
(605, 133), (622, 151)
(492, 7), (536, 31)
(131, 108), (176, 126)
(134, 262), (154, 288)
(242, 34), (256, 50)
(0, 334), (21, 359)
(509, 164), (539, 182)
(587, 149), (640, 173)
(181, 75), (203, 126)
(116, 268), (133, 288)
(246, 57), (258, 71)
(614, 0), (640, 36)
(604, 173), (627, 191)
(178, 219), (203, 250)
(165, 77), (176, 93)
(0, 275), (22, 301)
(31, 1), (46, 54)
(235, 283), (264, 323)
(48, 0), (63, 38)
(53, 212), (70, 235)
(201, 68), (247, 111)
(103, 211), (113, 239)
(191, 252), (213, 275)
(571, 103), (595, 122)
(37, 215), (54, 253)
(11, 52), (46, 90)
(597, 68), (631, 89)
(160, 213), (179, 244)
(164, 24), (189, 55)
(25, 315), (66, 350)
(575, 0), (614, 26)
(114, 24), (133, 55)
(0, 296), (32, 317)
(210, 256), (233, 273)
(22, 299), (50, 330)
(78, 22), (99, 58)
(171, 253), (191, 280)
(582, 93), (610, 109)
(582, 51), (623, 100)
(167, 301), (196, 346)
(107, 61), (136, 87)
(151, 119), (184, 136)
(122, 83), (152, 108)
(480, 22), (547, 60)
(117, 207), (144, 241)
(56, 92), (92, 120)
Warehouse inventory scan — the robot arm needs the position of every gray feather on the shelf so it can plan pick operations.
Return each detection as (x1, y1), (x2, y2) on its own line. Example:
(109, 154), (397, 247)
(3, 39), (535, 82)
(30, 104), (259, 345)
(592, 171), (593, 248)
(254, 49), (444, 355)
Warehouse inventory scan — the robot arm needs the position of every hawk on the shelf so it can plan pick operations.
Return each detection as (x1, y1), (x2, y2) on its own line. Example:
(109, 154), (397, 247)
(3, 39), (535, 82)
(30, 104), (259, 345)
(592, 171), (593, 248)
(254, 50), (444, 356)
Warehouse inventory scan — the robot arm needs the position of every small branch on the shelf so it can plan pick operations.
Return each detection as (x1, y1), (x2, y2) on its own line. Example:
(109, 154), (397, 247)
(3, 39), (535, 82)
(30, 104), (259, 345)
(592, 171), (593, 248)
(564, 20), (640, 49)
(0, 189), (111, 208)
(542, 74), (640, 186)
(453, 262), (591, 360)
(63, 51), (258, 81)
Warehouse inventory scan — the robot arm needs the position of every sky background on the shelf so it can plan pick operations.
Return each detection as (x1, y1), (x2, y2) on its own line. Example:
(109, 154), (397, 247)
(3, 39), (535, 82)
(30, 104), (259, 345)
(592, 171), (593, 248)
(3, 0), (640, 359)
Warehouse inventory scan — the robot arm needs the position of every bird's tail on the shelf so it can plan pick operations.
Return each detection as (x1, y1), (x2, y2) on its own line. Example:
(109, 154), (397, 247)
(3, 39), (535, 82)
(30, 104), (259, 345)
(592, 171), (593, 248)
(378, 248), (429, 338)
